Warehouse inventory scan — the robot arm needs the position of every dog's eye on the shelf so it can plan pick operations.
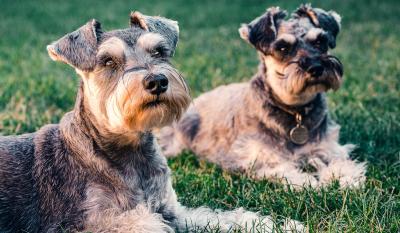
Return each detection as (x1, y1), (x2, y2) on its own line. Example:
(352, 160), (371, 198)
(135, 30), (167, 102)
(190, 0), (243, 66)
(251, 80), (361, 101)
(150, 46), (169, 58)
(105, 58), (115, 66)
(279, 46), (287, 52)
(97, 54), (124, 69)
(314, 39), (323, 47)
(273, 40), (293, 57)
(277, 44), (289, 52)
(150, 50), (161, 57)
(150, 47), (164, 58)
(312, 35), (328, 52)
(98, 56), (118, 68)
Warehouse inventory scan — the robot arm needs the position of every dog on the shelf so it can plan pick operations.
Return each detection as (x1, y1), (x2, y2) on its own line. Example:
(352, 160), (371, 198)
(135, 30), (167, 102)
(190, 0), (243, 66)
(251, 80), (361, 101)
(0, 11), (304, 233)
(159, 4), (366, 188)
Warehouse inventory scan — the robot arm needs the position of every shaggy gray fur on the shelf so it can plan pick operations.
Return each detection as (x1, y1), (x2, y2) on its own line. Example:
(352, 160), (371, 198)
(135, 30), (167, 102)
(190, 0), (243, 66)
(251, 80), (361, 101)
(0, 11), (302, 233)
(159, 4), (366, 188)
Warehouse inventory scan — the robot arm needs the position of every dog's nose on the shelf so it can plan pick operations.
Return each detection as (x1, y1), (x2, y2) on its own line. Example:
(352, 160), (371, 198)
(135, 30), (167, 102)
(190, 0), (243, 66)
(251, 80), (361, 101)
(299, 57), (324, 77)
(143, 74), (169, 95)
(307, 64), (324, 77)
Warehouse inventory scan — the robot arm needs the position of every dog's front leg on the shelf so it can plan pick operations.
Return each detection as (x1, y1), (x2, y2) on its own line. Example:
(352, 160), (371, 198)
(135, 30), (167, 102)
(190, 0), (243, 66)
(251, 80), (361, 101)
(173, 204), (272, 232)
(82, 205), (174, 233)
(301, 125), (367, 188)
(225, 135), (318, 188)
(173, 203), (305, 232)
(162, 179), (303, 232)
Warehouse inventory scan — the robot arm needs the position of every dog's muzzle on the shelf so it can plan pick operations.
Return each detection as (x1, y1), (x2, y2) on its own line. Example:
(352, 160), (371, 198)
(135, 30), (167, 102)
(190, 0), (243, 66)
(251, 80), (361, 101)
(299, 57), (324, 78)
(123, 66), (169, 95)
(298, 55), (343, 79)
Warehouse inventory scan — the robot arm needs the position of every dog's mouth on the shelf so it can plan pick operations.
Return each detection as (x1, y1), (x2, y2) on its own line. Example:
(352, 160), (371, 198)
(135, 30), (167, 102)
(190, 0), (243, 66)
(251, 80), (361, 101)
(276, 69), (335, 87)
(142, 97), (166, 109)
(145, 100), (163, 108)
(275, 70), (285, 77)
(301, 72), (342, 93)
(306, 78), (331, 86)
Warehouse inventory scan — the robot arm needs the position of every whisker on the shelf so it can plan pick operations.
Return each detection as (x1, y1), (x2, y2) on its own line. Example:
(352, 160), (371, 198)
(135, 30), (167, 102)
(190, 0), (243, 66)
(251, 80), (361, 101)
(121, 73), (136, 108)
(164, 66), (191, 95)
(326, 55), (343, 66)
(276, 60), (300, 80)
(275, 71), (287, 79)
(287, 60), (300, 66)
(325, 55), (343, 75)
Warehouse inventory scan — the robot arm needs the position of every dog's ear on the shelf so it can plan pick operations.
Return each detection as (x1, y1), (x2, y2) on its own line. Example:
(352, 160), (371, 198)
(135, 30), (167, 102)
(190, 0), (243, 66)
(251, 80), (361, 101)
(293, 4), (341, 48)
(47, 19), (102, 71)
(130, 11), (179, 54)
(239, 7), (287, 54)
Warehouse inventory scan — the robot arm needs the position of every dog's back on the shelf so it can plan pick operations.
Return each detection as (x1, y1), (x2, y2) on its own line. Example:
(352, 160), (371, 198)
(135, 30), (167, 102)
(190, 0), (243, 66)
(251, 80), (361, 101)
(0, 133), (39, 232)
(0, 125), (88, 232)
(159, 82), (252, 162)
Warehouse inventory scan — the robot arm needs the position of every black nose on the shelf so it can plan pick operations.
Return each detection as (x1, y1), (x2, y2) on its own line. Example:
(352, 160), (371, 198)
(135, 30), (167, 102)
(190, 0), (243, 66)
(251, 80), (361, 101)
(307, 64), (324, 77)
(299, 57), (324, 77)
(143, 74), (169, 95)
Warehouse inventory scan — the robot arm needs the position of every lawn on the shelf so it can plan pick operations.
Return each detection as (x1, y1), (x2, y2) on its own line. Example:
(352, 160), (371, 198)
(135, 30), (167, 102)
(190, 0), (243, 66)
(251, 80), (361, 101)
(0, 0), (399, 232)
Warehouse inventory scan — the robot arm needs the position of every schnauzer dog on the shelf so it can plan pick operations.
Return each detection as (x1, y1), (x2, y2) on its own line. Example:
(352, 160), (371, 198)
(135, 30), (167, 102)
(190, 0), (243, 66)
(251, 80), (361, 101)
(159, 5), (366, 188)
(0, 12), (303, 233)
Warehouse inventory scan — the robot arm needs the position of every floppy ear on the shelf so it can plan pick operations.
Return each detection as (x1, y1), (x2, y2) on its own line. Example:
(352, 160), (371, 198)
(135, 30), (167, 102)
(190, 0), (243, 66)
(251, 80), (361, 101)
(239, 7), (287, 54)
(47, 19), (102, 71)
(130, 11), (179, 53)
(293, 4), (341, 48)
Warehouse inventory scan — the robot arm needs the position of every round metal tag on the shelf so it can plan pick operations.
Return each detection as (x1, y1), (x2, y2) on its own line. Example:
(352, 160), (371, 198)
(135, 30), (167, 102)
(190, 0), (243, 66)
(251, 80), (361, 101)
(289, 125), (309, 145)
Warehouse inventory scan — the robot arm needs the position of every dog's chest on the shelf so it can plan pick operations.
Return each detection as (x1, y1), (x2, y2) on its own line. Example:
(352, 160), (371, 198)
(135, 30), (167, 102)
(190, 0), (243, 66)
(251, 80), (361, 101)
(84, 157), (170, 216)
(124, 162), (170, 206)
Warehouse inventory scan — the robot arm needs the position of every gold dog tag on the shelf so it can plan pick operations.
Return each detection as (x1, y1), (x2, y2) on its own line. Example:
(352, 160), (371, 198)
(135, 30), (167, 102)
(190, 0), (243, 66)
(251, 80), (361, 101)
(289, 124), (309, 145)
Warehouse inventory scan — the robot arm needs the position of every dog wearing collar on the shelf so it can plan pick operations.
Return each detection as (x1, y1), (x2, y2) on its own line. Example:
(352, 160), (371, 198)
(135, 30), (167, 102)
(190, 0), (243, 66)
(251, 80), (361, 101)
(0, 11), (305, 233)
(159, 5), (366, 188)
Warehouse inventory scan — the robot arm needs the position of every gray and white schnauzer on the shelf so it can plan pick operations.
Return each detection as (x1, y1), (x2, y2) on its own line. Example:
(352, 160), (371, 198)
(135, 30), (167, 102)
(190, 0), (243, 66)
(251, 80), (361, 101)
(0, 12), (303, 233)
(160, 5), (366, 188)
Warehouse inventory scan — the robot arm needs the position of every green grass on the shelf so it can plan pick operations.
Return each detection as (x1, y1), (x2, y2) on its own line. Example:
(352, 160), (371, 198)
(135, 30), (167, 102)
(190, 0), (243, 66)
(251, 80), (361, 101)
(0, 0), (399, 232)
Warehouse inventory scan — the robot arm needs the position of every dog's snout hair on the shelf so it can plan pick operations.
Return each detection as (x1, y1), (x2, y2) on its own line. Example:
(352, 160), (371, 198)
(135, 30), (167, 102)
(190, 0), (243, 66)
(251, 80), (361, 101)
(324, 54), (344, 76)
(123, 65), (148, 75)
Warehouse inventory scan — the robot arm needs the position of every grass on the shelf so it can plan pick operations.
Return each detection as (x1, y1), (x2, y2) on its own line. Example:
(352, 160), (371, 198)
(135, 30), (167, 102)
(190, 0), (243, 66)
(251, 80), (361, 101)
(0, 0), (399, 232)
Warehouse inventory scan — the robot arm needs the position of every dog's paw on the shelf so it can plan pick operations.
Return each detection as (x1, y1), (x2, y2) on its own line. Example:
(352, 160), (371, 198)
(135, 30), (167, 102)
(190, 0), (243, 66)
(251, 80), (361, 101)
(282, 218), (306, 233)
(83, 205), (173, 233)
(226, 208), (274, 232)
(283, 171), (319, 189)
(318, 158), (367, 188)
(254, 163), (319, 189)
(213, 208), (305, 233)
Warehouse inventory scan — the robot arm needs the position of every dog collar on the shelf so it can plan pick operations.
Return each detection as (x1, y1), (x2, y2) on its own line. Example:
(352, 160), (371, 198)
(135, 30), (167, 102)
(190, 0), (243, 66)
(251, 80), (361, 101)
(270, 104), (309, 145)
(289, 112), (309, 145)
(253, 76), (322, 145)
(265, 91), (310, 145)
(269, 95), (314, 145)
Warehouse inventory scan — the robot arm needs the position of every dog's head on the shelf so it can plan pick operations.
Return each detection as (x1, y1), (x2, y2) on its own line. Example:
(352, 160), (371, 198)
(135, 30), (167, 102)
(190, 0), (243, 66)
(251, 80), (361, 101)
(240, 4), (343, 105)
(47, 12), (190, 134)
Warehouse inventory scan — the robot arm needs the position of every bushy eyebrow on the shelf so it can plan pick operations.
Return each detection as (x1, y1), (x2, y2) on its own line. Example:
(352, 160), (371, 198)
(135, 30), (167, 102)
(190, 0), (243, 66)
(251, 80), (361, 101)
(97, 52), (125, 62)
(97, 37), (126, 59)
(137, 32), (166, 50)
(304, 28), (325, 41)
(151, 40), (170, 51)
(276, 34), (297, 44)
